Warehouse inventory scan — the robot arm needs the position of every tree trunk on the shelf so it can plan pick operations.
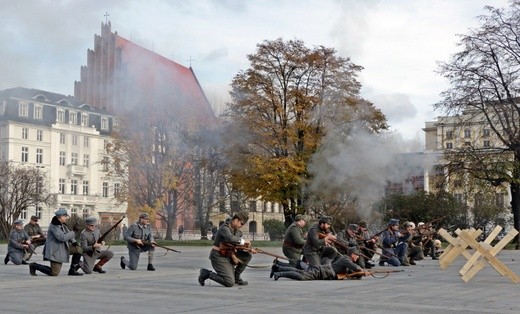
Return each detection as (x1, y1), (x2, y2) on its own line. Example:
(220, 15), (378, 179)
(510, 182), (520, 249)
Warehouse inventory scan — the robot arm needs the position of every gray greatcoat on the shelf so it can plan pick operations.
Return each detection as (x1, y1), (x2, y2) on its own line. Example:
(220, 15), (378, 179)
(43, 216), (76, 263)
(121, 222), (155, 270)
(8, 229), (32, 264)
(303, 223), (330, 266)
(80, 228), (114, 273)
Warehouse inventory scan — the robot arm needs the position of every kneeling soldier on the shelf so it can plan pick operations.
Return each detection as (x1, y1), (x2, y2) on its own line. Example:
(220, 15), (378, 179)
(5, 220), (32, 265)
(80, 217), (114, 274)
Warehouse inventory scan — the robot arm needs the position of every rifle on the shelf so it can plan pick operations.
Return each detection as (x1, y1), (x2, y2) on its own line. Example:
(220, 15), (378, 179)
(219, 242), (288, 262)
(87, 216), (125, 257)
(21, 240), (35, 255)
(337, 268), (404, 280)
(151, 242), (181, 253)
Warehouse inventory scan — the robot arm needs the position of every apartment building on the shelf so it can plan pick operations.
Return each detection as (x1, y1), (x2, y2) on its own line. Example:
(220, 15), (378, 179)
(0, 87), (126, 228)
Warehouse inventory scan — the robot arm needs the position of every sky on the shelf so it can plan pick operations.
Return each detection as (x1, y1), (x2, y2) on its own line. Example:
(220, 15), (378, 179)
(0, 0), (511, 150)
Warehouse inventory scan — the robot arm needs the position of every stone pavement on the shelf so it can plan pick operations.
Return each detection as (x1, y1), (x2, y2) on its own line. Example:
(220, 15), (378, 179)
(1, 244), (519, 313)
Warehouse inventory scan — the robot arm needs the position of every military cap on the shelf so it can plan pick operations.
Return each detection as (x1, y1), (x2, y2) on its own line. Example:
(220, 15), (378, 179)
(55, 208), (69, 216)
(14, 219), (24, 225)
(294, 214), (305, 221)
(84, 217), (97, 225)
(357, 220), (367, 228)
(319, 216), (333, 225)
(347, 246), (361, 256)
(347, 223), (358, 231)
(234, 211), (249, 224)
(30, 215), (39, 222)
(139, 213), (150, 219)
(387, 218), (399, 226)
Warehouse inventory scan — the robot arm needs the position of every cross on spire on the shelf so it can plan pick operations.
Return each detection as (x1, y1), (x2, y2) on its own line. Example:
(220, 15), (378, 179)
(104, 12), (110, 23)
(187, 56), (194, 67)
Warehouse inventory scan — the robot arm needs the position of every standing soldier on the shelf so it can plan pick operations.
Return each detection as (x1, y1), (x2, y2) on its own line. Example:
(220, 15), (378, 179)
(120, 213), (157, 271)
(303, 216), (336, 266)
(5, 220), (32, 265)
(282, 214), (307, 267)
(198, 211), (256, 287)
(29, 209), (83, 276)
(23, 216), (46, 261)
(80, 217), (114, 274)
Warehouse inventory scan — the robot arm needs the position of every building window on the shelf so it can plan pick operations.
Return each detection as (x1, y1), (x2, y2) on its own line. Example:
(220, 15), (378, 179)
(83, 154), (89, 167)
(71, 153), (78, 165)
(446, 131), (453, 140)
(81, 114), (89, 126)
(34, 105), (43, 119)
(102, 156), (109, 171)
(464, 129), (471, 138)
(102, 182), (109, 197)
(249, 200), (257, 212)
(57, 109), (65, 122)
(446, 142), (453, 149)
(70, 179), (77, 195)
(69, 111), (77, 124)
(483, 140), (490, 148)
(72, 135), (78, 146)
(19, 103), (28, 117)
(20, 208), (27, 220)
(483, 128), (491, 137)
(37, 130), (43, 141)
(71, 207), (77, 217)
(83, 137), (89, 147)
(36, 148), (43, 164)
(22, 127), (28, 140)
(82, 180), (89, 195)
(101, 117), (109, 130)
(35, 206), (42, 219)
(60, 133), (66, 145)
(83, 208), (89, 219)
(59, 179), (65, 194)
(59, 151), (66, 166)
(21, 146), (29, 163)
(114, 183), (120, 197)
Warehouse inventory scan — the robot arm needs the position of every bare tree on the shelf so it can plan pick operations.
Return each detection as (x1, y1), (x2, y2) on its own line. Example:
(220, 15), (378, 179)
(436, 1), (520, 246)
(0, 162), (53, 239)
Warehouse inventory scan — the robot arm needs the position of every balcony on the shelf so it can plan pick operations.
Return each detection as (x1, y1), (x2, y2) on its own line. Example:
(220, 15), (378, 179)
(57, 194), (97, 205)
(67, 165), (85, 176)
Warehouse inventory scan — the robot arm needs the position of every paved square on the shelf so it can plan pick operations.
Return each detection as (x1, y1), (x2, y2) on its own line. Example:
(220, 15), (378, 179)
(1, 245), (519, 313)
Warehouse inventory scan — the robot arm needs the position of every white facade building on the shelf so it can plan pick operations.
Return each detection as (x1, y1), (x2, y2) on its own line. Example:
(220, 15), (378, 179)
(0, 87), (126, 228)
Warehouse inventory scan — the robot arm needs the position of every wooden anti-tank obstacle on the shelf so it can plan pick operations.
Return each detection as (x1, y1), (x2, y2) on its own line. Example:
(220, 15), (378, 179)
(437, 226), (520, 283)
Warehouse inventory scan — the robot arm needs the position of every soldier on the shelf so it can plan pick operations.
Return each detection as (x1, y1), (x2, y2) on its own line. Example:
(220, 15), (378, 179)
(271, 246), (369, 281)
(380, 218), (409, 267)
(80, 217), (114, 274)
(303, 216), (336, 266)
(417, 222), (438, 260)
(120, 213), (157, 271)
(29, 209), (83, 276)
(198, 211), (256, 287)
(356, 220), (378, 268)
(23, 215), (46, 261)
(282, 214), (307, 267)
(5, 219), (32, 265)
(337, 223), (368, 268)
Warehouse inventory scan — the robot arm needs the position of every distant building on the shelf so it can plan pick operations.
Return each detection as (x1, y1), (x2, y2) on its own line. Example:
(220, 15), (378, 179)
(0, 87), (126, 228)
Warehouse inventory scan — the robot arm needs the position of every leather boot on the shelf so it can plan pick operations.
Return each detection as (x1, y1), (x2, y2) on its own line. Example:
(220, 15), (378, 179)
(198, 268), (211, 286)
(68, 253), (83, 276)
(235, 276), (248, 286)
(274, 271), (304, 281)
(30, 263), (53, 276)
(147, 264), (156, 271)
(270, 264), (279, 278)
(4, 253), (9, 265)
(94, 258), (109, 273)
(273, 259), (291, 267)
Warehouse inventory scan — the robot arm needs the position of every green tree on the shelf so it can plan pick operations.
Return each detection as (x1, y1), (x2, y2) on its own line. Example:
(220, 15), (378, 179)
(223, 38), (387, 224)
(436, 1), (520, 246)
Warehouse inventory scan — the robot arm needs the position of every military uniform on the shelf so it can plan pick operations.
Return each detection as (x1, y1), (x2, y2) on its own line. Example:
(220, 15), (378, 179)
(6, 221), (32, 265)
(282, 219), (306, 266)
(121, 214), (155, 271)
(380, 219), (409, 267)
(336, 224), (367, 268)
(303, 217), (333, 266)
(80, 217), (114, 274)
(24, 216), (46, 248)
(198, 211), (252, 287)
(29, 209), (83, 276)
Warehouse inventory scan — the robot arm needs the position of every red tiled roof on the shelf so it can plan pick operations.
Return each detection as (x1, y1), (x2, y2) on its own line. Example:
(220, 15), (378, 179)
(115, 35), (216, 126)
